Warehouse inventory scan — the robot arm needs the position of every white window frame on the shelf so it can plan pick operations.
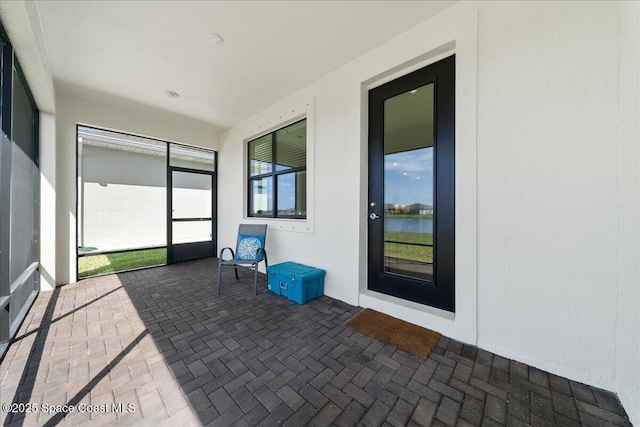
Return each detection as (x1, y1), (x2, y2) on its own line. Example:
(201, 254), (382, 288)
(242, 99), (315, 233)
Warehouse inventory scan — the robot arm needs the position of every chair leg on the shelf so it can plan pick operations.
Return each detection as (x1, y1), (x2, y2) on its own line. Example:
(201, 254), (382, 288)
(216, 259), (223, 295)
(253, 265), (258, 296)
(259, 253), (267, 297)
(234, 267), (239, 280)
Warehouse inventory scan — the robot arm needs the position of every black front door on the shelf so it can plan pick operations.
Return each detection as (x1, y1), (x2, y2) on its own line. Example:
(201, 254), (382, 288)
(368, 55), (455, 312)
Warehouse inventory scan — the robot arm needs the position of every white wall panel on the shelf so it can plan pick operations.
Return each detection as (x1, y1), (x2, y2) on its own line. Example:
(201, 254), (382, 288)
(39, 112), (56, 291)
(615, 1), (640, 423)
(475, 0), (621, 389)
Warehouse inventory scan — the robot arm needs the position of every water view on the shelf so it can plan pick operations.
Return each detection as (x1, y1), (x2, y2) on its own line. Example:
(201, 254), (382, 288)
(384, 216), (433, 233)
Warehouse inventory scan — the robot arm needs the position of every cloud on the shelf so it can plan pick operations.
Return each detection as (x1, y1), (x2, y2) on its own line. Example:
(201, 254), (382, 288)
(385, 147), (433, 174)
(383, 147), (434, 205)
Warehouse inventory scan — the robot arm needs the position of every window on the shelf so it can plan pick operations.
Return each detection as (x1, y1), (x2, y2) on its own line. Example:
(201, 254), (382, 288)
(248, 119), (307, 218)
(76, 126), (217, 277)
(1, 23), (40, 358)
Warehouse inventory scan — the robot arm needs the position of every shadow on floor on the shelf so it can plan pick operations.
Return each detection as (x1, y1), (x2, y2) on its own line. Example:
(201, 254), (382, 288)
(1, 258), (632, 426)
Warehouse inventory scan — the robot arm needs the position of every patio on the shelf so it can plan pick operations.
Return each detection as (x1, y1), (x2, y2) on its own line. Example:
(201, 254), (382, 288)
(0, 259), (632, 426)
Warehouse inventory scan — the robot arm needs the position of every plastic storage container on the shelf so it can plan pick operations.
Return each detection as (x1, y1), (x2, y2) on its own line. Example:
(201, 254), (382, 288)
(267, 262), (325, 304)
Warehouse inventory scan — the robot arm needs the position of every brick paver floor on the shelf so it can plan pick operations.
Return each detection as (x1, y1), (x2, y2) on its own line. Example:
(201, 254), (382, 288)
(0, 258), (632, 426)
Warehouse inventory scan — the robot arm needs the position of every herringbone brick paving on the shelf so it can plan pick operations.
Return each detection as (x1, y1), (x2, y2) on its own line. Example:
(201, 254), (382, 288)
(0, 258), (632, 426)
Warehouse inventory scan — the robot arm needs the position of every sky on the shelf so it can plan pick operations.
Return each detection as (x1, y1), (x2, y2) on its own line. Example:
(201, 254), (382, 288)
(384, 147), (433, 206)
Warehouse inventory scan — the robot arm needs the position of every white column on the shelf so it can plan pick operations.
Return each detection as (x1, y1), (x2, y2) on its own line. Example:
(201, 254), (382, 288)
(39, 112), (56, 291)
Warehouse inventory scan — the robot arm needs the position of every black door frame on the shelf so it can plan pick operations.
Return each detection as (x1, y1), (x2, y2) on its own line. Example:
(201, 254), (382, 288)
(167, 165), (217, 264)
(368, 55), (455, 312)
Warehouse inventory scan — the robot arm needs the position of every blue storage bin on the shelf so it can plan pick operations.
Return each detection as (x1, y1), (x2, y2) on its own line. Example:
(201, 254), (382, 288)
(267, 262), (325, 304)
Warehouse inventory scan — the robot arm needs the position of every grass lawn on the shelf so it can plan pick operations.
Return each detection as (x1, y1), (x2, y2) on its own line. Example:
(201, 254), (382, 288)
(78, 248), (167, 278)
(384, 231), (433, 263)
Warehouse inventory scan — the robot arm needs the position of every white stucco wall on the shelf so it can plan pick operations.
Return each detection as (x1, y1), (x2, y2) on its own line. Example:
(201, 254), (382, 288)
(39, 112), (56, 291)
(55, 93), (219, 284)
(218, 1), (639, 421)
(615, 1), (640, 424)
(475, 0), (621, 388)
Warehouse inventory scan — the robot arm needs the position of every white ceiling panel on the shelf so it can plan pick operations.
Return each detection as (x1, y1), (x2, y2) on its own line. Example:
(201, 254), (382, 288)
(34, 0), (457, 129)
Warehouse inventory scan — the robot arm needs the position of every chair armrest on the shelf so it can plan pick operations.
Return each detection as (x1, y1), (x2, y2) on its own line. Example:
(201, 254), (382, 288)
(255, 248), (267, 265)
(220, 247), (235, 261)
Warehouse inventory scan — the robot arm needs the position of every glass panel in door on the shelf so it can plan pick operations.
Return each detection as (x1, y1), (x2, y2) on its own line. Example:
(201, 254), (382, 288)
(172, 170), (212, 227)
(383, 84), (434, 281)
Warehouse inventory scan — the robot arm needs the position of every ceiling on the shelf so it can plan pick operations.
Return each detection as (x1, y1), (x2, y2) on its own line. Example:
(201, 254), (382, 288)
(31, 0), (456, 131)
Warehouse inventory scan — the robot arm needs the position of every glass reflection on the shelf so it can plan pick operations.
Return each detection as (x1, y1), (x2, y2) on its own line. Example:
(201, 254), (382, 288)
(277, 171), (306, 216)
(383, 84), (434, 281)
(249, 135), (272, 176)
(250, 177), (273, 216)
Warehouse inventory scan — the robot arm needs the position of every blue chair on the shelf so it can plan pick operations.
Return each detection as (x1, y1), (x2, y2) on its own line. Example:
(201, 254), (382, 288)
(216, 224), (268, 296)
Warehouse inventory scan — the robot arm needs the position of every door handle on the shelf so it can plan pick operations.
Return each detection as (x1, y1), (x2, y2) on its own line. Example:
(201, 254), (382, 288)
(369, 213), (380, 220)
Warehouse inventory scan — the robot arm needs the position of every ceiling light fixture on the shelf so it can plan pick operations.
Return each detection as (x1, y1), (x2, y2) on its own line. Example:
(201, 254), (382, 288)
(210, 33), (224, 44)
(166, 90), (180, 98)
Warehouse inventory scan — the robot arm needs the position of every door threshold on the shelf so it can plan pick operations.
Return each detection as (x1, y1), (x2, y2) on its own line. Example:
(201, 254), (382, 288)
(359, 290), (455, 336)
